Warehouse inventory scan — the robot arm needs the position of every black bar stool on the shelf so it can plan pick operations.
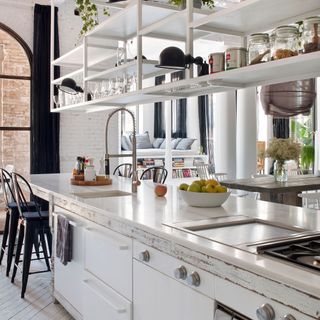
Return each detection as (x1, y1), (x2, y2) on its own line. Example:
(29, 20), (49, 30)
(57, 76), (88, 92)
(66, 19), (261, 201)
(140, 166), (168, 184)
(113, 163), (133, 178)
(10, 172), (52, 298)
(0, 169), (37, 277)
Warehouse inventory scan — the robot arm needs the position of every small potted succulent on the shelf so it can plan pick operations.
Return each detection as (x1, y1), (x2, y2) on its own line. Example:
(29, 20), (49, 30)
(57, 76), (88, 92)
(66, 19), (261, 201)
(75, 0), (110, 37)
(169, 0), (215, 9)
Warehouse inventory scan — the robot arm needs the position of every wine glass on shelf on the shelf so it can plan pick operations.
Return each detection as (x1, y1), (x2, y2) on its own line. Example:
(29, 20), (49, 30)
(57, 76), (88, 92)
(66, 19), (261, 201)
(101, 80), (109, 98)
(108, 78), (116, 96)
(52, 95), (60, 108)
(93, 81), (102, 99)
(129, 74), (137, 92)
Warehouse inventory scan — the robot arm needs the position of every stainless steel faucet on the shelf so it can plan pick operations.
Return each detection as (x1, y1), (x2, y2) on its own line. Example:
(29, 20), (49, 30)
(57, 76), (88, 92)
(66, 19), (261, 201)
(105, 107), (138, 193)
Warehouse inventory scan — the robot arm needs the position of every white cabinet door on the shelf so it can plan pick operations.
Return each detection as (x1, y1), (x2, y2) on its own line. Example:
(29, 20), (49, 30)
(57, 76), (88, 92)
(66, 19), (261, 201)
(84, 226), (132, 300)
(54, 211), (84, 317)
(83, 275), (132, 320)
(133, 260), (214, 320)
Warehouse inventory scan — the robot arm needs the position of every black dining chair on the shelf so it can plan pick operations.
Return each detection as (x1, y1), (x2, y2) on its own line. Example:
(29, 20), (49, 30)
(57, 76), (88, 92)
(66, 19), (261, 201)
(113, 163), (133, 178)
(0, 168), (16, 270)
(140, 166), (168, 184)
(10, 172), (52, 298)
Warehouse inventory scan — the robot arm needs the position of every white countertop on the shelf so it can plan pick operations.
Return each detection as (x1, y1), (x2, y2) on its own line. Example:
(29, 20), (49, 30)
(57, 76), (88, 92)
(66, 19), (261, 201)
(29, 173), (320, 317)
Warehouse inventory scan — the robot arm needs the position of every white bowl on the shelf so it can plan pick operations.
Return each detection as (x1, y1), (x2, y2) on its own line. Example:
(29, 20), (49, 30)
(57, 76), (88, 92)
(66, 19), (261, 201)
(179, 189), (231, 207)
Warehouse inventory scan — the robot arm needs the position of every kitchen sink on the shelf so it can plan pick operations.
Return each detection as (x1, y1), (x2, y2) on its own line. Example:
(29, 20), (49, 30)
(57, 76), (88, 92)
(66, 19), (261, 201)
(163, 215), (311, 251)
(72, 190), (132, 199)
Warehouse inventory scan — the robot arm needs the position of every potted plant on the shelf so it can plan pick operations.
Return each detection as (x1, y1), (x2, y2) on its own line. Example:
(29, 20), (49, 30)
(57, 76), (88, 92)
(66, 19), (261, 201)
(75, 0), (110, 37)
(265, 138), (301, 182)
(300, 145), (314, 174)
(169, 0), (215, 9)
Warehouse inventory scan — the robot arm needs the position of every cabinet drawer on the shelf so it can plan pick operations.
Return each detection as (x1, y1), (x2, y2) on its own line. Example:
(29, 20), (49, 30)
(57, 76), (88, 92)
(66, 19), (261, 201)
(84, 225), (132, 300)
(133, 260), (214, 320)
(83, 275), (132, 320)
(133, 241), (214, 298)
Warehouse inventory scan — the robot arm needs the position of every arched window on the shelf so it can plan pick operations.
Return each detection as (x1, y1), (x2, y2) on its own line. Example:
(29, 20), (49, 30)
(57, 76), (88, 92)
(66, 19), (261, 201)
(0, 23), (32, 176)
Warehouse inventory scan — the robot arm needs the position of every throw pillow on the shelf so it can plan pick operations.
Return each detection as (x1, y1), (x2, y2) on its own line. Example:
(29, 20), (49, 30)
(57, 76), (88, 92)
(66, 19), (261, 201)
(135, 131), (152, 149)
(172, 138), (182, 149)
(176, 138), (196, 150)
(152, 138), (164, 148)
(160, 138), (182, 149)
(160, 139), (166, 149)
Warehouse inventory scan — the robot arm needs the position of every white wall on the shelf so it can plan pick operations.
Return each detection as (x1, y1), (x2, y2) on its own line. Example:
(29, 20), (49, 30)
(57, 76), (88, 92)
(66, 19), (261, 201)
(57, 0), (119, 173)
(0, 1), (34, 49)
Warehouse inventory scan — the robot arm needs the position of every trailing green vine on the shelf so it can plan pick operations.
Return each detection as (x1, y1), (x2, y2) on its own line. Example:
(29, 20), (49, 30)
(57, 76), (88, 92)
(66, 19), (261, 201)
(169, 0), (215, 9)
(75, 0), (110, 36)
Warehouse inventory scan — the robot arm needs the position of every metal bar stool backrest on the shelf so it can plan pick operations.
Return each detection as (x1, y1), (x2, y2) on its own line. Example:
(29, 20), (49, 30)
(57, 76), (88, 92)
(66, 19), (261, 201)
(113, 163), (133, 178)
(196, 164), (226, 181)
(140, 167), (168, 184)
(11, 173), (41, 218)
(0, 168), (15, 208)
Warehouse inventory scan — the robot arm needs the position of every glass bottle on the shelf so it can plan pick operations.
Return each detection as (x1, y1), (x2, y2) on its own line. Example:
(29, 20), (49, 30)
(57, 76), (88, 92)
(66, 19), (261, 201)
(274, 160), (288, 182)
(302, 16), (320, 53)
(248, 33), (270, 65)
(272, 25), (299, 60)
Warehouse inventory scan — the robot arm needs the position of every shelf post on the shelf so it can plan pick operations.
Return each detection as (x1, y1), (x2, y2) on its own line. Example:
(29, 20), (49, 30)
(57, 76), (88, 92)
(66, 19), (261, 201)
(315, 78), (320, 175)
(137, 0), (143, 90)
(83, 36), (88, 102)
(186, 0), (194, 79)
(50, 0), (55, 111)
(165, 99), (173, 180)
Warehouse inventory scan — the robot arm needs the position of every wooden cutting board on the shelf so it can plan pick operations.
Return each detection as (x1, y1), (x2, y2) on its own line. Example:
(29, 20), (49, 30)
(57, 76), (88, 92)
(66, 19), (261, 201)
(70, 178), (112, 186)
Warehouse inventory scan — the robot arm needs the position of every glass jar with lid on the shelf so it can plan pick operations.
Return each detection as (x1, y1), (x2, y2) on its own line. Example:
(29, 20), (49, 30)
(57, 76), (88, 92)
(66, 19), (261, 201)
(272, 25), (299, 60)
(248, 33), (270, 65)
(302, 16), (320, 53)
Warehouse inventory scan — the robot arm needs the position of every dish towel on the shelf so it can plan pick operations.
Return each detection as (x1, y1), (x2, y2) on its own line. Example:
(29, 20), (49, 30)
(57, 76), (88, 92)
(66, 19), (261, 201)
(56, 215), (73, 266)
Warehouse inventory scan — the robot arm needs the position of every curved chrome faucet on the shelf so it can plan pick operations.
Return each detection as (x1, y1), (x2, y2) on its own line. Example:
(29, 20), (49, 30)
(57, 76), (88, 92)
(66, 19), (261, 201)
(105, 107), (138, 193)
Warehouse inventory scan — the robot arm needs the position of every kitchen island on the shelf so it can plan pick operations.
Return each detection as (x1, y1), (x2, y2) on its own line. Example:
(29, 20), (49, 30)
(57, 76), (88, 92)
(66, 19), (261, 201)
(29, 174), (320, 320)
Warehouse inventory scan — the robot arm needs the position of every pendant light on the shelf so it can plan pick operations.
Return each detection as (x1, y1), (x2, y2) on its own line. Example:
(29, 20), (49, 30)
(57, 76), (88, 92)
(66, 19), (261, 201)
(156, 46), (203, 70)
(57, 78), (83, 95)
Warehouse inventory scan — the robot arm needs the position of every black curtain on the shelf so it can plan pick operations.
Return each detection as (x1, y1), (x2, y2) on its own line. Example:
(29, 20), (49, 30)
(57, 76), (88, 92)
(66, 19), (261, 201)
(171, 71), (187, 138)
(154, 75), (165, 138)
(273, 118), (289, 138)
(31, 4), (60, 175)
(198, 95), (209, 154)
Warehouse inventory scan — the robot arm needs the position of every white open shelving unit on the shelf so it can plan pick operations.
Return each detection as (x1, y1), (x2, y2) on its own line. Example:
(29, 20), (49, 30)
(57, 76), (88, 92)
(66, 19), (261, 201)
(51, 0), (320, 179)
(51, 0), (320, 114)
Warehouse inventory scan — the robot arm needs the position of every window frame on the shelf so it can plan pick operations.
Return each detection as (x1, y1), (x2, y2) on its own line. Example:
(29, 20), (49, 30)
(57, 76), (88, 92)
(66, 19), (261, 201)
(0, 23), (32, 132)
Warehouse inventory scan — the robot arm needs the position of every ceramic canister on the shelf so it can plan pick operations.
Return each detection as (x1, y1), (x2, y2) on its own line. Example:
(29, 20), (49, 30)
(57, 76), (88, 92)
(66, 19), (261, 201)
(225, 47), (247, 70)
(208, 52), (225, 73)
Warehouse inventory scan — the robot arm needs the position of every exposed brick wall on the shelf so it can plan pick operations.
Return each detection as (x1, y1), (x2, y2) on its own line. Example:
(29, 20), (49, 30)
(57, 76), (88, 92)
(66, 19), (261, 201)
(0, 29), (31, 177)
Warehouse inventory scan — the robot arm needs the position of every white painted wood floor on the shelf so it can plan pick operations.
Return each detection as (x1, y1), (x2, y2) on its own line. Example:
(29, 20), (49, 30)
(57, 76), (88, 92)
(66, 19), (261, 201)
(0, 237), (73, 320)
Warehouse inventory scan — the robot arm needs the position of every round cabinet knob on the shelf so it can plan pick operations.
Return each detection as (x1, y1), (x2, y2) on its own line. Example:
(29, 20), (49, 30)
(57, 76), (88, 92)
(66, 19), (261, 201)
(280, 315), (296, 320)
(256, 304), (275, 320)
(174, 266), (187, 280)
(139, 250), (150, 262)
(187, 271), (201, 287)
